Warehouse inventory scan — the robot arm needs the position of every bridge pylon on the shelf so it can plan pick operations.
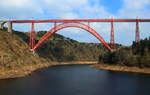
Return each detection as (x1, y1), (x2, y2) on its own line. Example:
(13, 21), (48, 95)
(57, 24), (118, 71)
(29, 23), (35, 51)
(135, 21), (140, 43)
(110, 22), (115, 49)
(7, 21), (13, 33)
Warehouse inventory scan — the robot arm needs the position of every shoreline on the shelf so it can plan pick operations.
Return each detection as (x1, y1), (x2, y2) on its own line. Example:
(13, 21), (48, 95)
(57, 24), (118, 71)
(0, 61), (97, 79)
(0, 62), (150, 79)
(92, 64), (150, 74)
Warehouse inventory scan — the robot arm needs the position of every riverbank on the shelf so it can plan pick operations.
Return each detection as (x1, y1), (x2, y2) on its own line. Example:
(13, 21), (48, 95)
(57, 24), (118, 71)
(0, 61), (97, 79)
(1, 62), (150, 79)
(92, 64), (150, 74)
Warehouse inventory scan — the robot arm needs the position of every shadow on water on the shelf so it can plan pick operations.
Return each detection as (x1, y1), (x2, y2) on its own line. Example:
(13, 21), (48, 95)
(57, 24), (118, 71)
(0, 65), (150, 95)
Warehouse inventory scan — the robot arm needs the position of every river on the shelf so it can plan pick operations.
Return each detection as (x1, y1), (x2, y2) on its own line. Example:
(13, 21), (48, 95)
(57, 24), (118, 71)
(0, 65), (150, 95)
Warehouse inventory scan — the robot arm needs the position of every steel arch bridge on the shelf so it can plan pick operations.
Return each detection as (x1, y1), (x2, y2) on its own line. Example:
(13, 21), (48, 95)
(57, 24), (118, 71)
(31, 22), (112, 51)
(1, 19), (150, 51)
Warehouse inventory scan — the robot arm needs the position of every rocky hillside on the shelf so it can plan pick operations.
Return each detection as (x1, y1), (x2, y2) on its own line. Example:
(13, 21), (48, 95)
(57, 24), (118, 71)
(0, 30), (49, 70)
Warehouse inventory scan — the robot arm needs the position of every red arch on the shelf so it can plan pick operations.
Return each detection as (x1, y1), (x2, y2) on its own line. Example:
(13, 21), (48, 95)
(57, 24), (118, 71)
(31, 23), (112, 51)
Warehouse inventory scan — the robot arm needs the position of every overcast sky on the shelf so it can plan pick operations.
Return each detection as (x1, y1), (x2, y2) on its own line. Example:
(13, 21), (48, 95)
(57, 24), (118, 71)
(0, 0), (150, 45)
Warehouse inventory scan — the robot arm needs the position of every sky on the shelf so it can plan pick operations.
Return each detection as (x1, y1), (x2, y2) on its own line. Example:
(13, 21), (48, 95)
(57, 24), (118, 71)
(0, 0), (150, 45)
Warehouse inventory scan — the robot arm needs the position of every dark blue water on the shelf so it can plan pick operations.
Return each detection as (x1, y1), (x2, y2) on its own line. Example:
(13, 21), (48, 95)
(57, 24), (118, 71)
(0, 65), (150, 95)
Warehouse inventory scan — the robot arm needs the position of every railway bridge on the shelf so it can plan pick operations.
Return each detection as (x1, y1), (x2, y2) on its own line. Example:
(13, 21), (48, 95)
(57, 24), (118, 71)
(0, 19), (150, 51)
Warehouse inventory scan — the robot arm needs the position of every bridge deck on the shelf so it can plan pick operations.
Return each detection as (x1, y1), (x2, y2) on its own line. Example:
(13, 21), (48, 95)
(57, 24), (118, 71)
(8, 19), (150, 23)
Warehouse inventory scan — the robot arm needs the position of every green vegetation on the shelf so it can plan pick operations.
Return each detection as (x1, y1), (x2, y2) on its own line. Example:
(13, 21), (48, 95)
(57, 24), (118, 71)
(32, 31), (109, 61)
(98, 37), (150, 68)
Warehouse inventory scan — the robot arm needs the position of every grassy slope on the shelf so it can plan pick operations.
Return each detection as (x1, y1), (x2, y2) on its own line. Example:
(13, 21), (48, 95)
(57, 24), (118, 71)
(0, 30), (49, 70)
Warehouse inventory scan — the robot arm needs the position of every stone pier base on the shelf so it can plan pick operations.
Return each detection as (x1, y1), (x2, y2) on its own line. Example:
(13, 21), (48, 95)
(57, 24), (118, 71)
(7, 21), (12, 33)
